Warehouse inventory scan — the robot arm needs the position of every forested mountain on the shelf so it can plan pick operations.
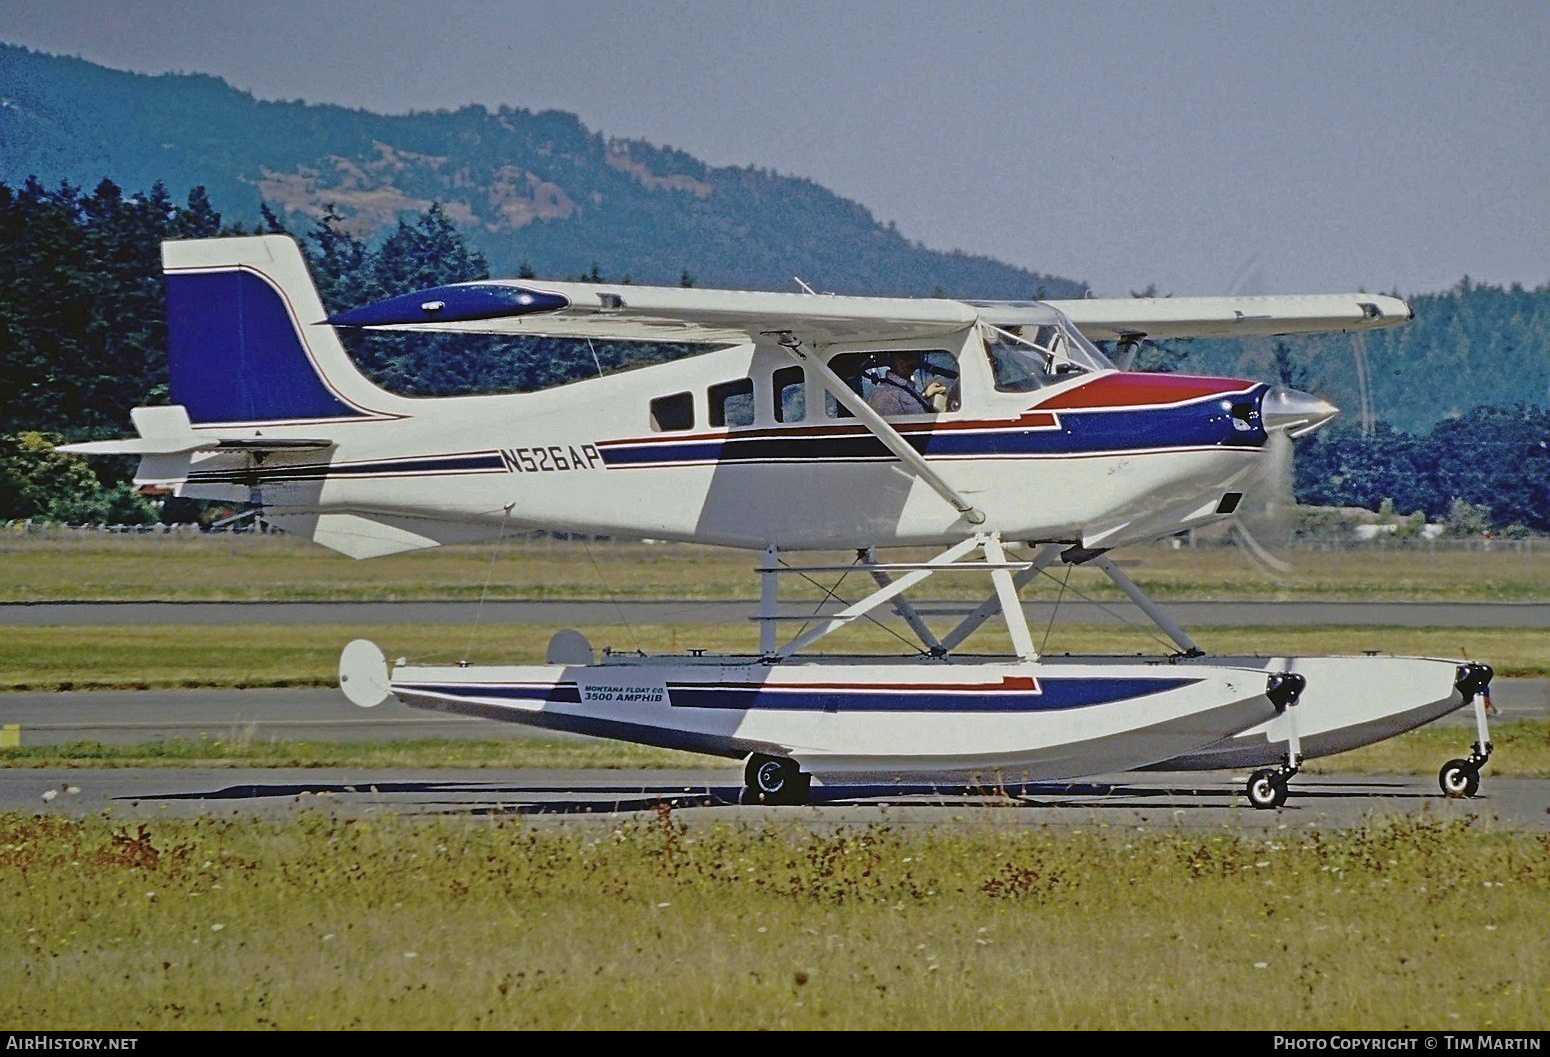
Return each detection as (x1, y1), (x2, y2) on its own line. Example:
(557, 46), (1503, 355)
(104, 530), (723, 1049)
(0, 43), (1081, 299)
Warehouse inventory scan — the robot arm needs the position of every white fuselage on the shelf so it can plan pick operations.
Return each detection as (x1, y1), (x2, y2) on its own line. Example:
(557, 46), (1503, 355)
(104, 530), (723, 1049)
(176, 337), (1272, 555)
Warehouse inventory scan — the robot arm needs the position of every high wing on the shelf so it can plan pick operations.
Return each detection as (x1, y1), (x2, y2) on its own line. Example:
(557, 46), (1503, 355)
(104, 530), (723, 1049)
(326, 280), (979, 346)
(1042, 293), (1412, 342)
(326, 278), (1410, 345)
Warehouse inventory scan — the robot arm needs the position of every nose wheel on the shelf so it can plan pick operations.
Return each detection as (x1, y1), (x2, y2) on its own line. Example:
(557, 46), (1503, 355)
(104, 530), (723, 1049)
(1440, 664), (1495, 799)
(1438, 738), (1491, 799)
(1246, 763), (1298, 810)
(1245, 671), (1305, 809)
(1438, 758), (1481, 799)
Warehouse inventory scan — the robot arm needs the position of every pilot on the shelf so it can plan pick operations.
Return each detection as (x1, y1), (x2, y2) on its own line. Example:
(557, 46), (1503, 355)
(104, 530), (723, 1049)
(864, 351), (947, 416)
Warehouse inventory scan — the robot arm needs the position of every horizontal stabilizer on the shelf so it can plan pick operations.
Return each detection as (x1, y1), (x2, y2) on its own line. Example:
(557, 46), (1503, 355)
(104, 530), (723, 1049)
(57, 405), (334, 457)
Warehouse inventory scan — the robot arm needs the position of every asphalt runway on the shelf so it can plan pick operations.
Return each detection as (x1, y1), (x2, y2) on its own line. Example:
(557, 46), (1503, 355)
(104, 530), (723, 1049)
(7, 766), (1547, 831)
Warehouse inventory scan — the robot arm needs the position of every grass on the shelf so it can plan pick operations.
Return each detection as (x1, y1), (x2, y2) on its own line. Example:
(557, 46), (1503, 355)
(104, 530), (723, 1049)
(1298, 719), (1548, 777)
(1, 811), (1545, 1029)
(2, 531), (1547, 603)
(1, 622), (1546, 692)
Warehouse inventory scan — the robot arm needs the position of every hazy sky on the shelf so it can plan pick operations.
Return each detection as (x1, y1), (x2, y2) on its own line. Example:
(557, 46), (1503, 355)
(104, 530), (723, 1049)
(3, 0), (1547, 297)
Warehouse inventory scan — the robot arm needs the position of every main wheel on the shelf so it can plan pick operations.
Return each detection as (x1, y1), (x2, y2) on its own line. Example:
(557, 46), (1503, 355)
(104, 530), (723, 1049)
(745, 754), (810, 806)
(1246, 768), (1288, 810)
(1438, 759), (1480, 799)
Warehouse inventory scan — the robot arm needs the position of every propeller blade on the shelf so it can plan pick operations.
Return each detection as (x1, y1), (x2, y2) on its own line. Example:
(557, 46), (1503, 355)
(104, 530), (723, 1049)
(1233, 427), (1297, 572)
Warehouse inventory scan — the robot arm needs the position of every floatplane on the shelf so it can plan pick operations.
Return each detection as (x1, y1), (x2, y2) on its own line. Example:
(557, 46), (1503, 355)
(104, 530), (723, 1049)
(63, 235), (1495, 807)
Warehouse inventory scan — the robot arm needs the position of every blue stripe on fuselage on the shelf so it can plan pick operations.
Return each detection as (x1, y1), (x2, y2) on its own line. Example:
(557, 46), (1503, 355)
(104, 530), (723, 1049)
(186, 452), (507, 484)
(599, 398), (1266, 468)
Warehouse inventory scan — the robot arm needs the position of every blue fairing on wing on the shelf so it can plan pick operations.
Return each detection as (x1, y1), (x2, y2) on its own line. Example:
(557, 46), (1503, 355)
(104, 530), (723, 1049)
(328, 283), (569, 327)
(168, 270), (370, 423)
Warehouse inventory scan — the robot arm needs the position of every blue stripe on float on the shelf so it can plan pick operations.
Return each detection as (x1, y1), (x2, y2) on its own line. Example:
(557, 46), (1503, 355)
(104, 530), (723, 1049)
(397, 677), (1200, 713)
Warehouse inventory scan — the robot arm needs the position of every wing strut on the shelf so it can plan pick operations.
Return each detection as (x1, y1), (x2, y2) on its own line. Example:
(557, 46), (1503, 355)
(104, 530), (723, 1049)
(1088, 553), (1203, 656)
(937, 543), (1064, 653)
(754, 534), (1040, 661)
(768, 331), (985, 525)
(860, 547), (945, 656)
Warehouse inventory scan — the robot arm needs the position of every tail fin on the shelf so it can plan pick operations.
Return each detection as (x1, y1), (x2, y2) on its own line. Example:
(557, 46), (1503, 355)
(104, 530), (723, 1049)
(164, 235), (394, 425)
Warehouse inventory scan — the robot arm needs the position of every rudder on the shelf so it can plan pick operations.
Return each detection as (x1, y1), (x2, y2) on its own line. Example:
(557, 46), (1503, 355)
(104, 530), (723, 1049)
(163, 235), (392, 425)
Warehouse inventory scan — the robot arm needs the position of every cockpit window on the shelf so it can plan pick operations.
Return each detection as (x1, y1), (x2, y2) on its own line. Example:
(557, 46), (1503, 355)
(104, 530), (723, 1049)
(984, 322), (1111, 393)
(824, 350), (960, 417)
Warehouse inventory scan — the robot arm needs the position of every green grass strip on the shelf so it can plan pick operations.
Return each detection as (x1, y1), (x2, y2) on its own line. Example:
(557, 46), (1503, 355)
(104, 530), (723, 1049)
(1, 812), (1545, 1029)
(0, 622), (1546, 691)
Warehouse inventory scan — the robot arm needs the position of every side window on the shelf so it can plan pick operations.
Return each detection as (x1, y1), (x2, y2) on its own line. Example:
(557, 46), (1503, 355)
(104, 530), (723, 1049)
(918, 351), (961, 412)
(708, 378), (755, 428)
(823, 352), (871, 418)
(773, 366), (806, 423)
(650, 391), (694, 432)
(824, 350), (960, 417)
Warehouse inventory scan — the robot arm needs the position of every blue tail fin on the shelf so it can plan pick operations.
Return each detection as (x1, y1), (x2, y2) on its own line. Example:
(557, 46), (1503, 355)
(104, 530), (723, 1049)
(163, 236), (391, 425)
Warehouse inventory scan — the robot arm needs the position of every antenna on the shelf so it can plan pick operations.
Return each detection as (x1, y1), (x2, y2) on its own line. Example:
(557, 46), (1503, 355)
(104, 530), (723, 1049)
(794, 277), (817, 295)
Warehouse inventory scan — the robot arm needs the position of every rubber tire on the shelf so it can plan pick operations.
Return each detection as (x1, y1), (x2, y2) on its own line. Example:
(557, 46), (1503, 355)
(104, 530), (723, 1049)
(1246, 768), (1288, 810)
(745, 754), (810, 806)
(1438, 759), (1480, 799)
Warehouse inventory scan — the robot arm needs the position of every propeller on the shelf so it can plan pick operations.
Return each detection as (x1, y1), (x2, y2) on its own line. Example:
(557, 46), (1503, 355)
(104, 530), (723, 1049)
(1232, 426), (1296, 573)
(1232, 385), (1339, 572)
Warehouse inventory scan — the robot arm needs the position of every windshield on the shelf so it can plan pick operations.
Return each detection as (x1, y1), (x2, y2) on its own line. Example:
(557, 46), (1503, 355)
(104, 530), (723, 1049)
(982, 320), (1113, 393)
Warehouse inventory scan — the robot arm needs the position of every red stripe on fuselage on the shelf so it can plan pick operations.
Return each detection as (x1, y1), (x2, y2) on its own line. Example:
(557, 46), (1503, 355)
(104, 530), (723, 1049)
(1035, 373), (1255, 410)
(598, 413), (1060, 449)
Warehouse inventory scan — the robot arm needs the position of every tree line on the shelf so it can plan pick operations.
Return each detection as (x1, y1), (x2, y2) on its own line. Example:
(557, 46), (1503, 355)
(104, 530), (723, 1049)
(0, 177), (1545, 532)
